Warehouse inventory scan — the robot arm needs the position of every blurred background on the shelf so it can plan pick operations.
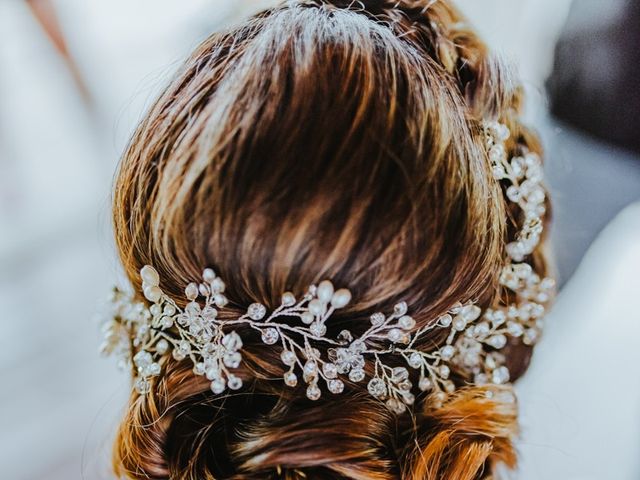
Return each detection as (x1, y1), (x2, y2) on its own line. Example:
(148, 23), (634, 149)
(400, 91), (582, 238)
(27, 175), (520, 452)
(0, 1), (638, 479)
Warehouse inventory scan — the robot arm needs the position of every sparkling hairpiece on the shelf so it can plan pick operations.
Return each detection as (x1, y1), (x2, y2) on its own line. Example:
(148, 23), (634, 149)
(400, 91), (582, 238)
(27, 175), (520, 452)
(101, 122), (554, 413)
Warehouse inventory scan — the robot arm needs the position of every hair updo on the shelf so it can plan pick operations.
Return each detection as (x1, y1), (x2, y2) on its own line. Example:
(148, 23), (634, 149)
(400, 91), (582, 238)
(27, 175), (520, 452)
(112, 1), (550, 478)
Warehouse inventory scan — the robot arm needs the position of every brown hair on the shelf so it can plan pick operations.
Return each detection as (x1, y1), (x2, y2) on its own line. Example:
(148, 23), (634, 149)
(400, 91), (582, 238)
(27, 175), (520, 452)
(112, 1), (549, 478)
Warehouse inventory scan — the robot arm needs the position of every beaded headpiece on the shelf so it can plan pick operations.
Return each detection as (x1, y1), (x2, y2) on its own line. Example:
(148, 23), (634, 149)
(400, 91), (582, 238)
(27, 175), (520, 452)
(101, 122), (554, 414)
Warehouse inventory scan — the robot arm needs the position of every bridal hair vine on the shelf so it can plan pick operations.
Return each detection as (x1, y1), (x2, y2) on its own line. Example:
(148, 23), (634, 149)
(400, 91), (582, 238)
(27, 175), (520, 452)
(101, 121), (554, 414)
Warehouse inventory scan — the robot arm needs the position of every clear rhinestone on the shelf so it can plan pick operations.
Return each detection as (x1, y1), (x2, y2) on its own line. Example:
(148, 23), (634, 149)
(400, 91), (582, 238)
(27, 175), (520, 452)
(438, 313), (452, 327)
(328, 379), (344, 394)
(247, 303), (267, 320)
(418, 376), (432, 391)
(227, 375), (243, 390)
(408, 352), (422, 369)
(492, 366), (510, 385)
(370, 312), (385, 326)
(349, 368), (365, 382)
(507, 321), (524, 337)
(281, 350), (296, 366)
(223, 351), (242, 368)
(367, 378), (387, 398)
(306, 383), (321, 401)
(261, 327), (279, 345)
(399, 315), (416, 330)
(310, 321), (327, 337)
(134, 377), (151, 394)
(193, 362), (206, 375)
(486, 334), (507, 349)
(284, 371), (298, 387)
(440, 345), (455, 360)
(210, 379), (226, 394)
(394, 302), (408, 316)
(303, 360), (318, 378)
(323, 363), (338, 379)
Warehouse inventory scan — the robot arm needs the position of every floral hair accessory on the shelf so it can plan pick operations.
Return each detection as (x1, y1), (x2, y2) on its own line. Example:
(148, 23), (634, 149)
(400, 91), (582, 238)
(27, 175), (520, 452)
(101, 122), (554, 413)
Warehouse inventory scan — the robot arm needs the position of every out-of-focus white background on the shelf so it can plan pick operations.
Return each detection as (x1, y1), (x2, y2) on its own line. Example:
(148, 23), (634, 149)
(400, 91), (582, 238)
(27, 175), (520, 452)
(0, 1), (639, 479)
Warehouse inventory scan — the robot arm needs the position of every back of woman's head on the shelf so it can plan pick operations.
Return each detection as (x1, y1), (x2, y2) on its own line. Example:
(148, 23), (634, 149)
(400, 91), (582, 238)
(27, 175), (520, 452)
(112, 1), (550, 478)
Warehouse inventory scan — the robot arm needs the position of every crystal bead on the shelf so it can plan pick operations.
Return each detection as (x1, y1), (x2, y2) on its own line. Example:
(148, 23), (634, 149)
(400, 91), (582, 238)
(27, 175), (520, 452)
(281, 292), (296, 306)
(367, 378), (387, 398)
(284, 371), (298, 387)
(306, 384), (321, 400)
(310, 321), (327, 337)
(210, 379), (225, 394)
(399, 315), (416, 330)
(438, 313), (453, 327)
(492, 366), (510, 385)
(408, 352), (422, 369)
(337, 330), (354, 344)
(133, 350), (153, 368)
(193, 362), (206, 375)
(261, 328), (279, 345)
(323, 362), (338, 379)
(453, 316), (467, 331)
(143, 285), (162, 303)
(202, 268), (216, 283)
(198, 283), (210, 297)
(222, 332), (242, 351)
(443, 380), (455, 393)
(163, 304), (176, 316)
(370, 312), (385, 326)
(418, 376), (432, 391)
(281, 350), (296, 366)
(523, 328), (539, 345)
(214, 294), (228, 307)
(394, 302), (408, 316)
(349, 368), (365, 382)
(388, 328), (403, 343)
(486, 334), (507, 349)
(150, 304), (162, 317)
(223, 352), (242, 369)
(438, 365), (450, 379)
(328, 379), (344, 394)
(160, 316), (174, 329)
(172, 349), (186, 361)
(211, 277), (225, 293)
(391, 367), (409, 382)
(206, 367), (221, 380)
(227, 375), (243, 390)
(440, 345), (455, 360)
(134, 377), (151, 394)
(461, 304), (481, 321)
(507, 321), (524, 337)
(248, 303), (267, 320)
(303, 360), (318, 378)
(349, 340), (366, 354)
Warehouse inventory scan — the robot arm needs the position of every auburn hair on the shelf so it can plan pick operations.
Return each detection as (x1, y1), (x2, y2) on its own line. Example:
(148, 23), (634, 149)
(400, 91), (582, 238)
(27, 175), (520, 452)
(112, 1), (550, 478)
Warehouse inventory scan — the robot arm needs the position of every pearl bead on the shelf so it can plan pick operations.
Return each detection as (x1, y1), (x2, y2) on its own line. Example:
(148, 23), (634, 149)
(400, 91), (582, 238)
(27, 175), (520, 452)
(330, 289), (351, 309)
(308, 299), (326, 317)
(202, 268), (216, 283)
(185, 282), (199, 301)
(140, 265), (159, 286)
(281, 292), (296, 307)
(317, 280), (334, 303)
(143, 285), (161, 303)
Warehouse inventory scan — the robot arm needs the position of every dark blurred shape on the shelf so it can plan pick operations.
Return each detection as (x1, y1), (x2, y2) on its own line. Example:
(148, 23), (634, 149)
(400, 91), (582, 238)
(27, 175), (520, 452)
(547, 0), (640, 154)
